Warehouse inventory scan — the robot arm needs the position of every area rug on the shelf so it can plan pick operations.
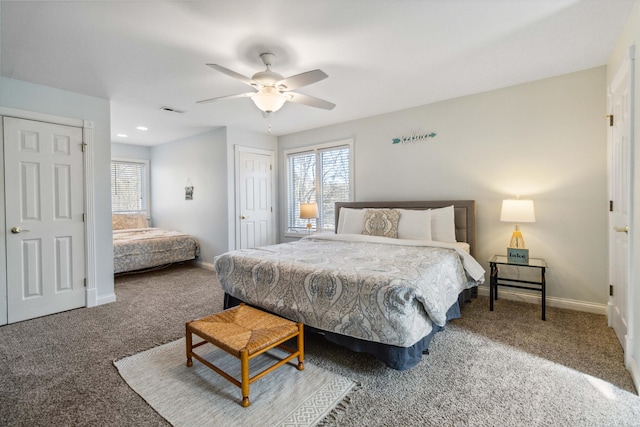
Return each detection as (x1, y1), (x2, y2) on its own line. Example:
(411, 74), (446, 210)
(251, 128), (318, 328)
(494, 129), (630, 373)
(114, 338), (356, 427)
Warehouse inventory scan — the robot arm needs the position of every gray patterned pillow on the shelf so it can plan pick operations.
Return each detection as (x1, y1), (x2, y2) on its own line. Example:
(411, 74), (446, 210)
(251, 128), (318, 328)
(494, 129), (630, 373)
(362, 209), (400, 238)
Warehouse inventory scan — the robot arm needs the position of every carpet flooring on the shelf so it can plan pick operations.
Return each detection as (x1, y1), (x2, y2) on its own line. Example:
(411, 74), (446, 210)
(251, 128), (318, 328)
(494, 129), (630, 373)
(0, 263), (638, 426)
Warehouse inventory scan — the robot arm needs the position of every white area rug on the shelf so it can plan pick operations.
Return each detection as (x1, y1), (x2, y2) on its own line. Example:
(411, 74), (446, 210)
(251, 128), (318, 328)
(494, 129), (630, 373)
(114, 338), (356, 427)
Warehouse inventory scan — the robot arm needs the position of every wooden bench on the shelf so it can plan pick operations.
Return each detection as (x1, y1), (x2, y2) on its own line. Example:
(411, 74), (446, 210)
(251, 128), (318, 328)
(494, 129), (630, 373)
(185, 303), (304, 407)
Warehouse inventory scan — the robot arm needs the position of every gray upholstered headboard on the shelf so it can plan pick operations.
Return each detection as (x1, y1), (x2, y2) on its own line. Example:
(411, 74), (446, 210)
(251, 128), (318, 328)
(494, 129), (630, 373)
(334, 200), (477, 257)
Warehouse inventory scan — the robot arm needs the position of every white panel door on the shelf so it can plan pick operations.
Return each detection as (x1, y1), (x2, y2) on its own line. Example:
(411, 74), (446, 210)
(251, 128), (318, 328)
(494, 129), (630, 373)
(609, 55), (632, 351)
(238, 150), (273, 249)
(4, 117), (86, 323)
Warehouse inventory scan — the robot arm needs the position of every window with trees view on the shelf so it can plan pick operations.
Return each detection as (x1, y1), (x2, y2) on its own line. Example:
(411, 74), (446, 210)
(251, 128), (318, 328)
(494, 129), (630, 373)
(285, 139), (353, 234)
(111, 158), (150, 215)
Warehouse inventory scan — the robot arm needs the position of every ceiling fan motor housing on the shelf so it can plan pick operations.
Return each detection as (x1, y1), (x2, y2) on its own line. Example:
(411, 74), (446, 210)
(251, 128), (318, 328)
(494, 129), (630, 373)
(251, 70), (284, 87)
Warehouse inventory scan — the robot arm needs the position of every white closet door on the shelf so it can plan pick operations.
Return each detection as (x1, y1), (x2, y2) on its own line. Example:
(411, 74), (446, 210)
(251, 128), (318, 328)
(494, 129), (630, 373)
(4, 117), (86, 323)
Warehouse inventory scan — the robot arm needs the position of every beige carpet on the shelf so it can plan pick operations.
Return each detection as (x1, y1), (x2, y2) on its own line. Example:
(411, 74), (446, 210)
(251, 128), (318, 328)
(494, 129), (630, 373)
(114, 338), (356, 427)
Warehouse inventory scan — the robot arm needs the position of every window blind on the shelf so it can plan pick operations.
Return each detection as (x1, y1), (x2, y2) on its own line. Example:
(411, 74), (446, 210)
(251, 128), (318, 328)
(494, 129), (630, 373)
(286, 142), (352, 233)
(111, 160), (147, 214)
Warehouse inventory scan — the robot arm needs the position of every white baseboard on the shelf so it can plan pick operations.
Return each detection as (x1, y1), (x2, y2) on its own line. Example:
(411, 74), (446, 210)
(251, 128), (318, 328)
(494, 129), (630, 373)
(477, 285), (607, 315)
(85, 288), (97, 308)
(626, 338), (640, 394)
(607, 301), (614, 327)
(95, 292), (117, 306)
(197, 261), (216, 271)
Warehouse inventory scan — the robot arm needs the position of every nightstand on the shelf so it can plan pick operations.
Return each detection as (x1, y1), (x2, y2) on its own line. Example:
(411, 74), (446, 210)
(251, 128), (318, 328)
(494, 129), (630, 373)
(488, 255), (548, 320)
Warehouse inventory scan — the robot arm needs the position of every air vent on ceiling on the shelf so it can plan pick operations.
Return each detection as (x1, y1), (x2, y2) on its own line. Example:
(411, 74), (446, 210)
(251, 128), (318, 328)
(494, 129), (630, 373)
(160, 106), (186, 114)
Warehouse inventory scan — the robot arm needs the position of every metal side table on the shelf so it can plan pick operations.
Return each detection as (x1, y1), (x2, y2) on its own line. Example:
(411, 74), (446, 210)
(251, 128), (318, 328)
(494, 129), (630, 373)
(489, 255), (548, 320)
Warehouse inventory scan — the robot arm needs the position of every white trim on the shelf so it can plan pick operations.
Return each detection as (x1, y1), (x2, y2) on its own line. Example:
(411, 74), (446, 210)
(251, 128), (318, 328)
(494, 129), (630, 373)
(628, 337), (639, 393)
(0, 118), (6, 325)
(283, 138), (354, 238)
(0, 108), (98, 312)
(0, 106), (83, 128)
(111, 157), (151, 217)
(234, 145), (276, 249)
(283, 138), (354, 156)
(477, 286), (607, 315)
(607, 44), (636, 369)
(627, 43), (637, 393)
(95, 292), (117, 306)
(83, 121), (99, 307)
(197, 261), (216, 271)
(607, 300), (614, 327)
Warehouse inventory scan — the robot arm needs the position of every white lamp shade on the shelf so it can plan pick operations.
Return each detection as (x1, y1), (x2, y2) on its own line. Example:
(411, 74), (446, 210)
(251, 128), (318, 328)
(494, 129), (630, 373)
(500, 199), (535, 223)
(251, 87), (287, 113)
(300, 202), (319, 219)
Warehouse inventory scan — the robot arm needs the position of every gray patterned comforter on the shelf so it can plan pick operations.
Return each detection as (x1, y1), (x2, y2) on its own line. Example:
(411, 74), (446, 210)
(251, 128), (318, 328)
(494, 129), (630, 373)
(214, 234), (485, 347)
(113, 228), (200, 274)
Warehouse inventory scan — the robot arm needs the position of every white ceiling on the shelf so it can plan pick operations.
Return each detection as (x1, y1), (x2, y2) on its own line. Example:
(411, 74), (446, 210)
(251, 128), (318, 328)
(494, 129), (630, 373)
(0, 1), (634, 146)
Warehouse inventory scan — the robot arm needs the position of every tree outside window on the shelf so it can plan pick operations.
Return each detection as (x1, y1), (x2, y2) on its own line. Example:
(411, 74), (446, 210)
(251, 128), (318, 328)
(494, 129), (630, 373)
(285, 140), (353, 234)
(111, 158), (150, 215)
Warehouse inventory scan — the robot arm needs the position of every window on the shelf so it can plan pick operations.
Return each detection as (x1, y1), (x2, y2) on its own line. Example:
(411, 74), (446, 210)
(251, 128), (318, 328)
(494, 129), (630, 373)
(111, 158), (150, 215)
(285, 139), (353, 235)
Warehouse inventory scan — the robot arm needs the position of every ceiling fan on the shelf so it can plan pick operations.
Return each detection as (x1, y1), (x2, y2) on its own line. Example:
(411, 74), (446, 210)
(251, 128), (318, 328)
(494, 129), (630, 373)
(197, 53), (335, 114)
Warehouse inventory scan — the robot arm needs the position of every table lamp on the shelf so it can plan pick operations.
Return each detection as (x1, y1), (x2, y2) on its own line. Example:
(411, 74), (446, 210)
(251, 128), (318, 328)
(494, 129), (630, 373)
(500, 198), (535, 263)
(299, 202), (318, 234)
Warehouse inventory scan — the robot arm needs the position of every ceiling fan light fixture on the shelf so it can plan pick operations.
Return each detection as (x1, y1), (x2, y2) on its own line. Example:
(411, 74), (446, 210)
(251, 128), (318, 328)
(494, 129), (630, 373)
(251, 88), (287, 113)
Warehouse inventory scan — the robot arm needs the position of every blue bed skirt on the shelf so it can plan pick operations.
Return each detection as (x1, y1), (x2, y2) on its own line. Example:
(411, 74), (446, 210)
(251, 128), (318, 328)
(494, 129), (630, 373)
(223, 289), (474, 370)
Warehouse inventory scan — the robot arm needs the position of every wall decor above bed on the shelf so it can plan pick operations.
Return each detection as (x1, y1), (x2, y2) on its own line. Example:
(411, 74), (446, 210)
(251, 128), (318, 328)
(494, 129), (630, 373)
(392, 131), (437, 144)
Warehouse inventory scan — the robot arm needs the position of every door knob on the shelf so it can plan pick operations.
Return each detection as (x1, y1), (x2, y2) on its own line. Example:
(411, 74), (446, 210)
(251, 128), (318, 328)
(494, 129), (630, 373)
(613, 226), (629, 233)
(11, 226), (30, 234)
(241, 215), (246, 220)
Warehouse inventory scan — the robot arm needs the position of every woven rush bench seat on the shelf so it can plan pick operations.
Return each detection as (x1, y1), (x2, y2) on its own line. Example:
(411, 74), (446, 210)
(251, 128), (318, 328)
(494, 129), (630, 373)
(186, 303), (304, 407)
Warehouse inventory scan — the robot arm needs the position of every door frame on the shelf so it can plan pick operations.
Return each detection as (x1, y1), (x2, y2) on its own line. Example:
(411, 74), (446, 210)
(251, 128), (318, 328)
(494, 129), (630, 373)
(0, 107), (97, 325)
(234, 145), (276, 250)
(607, 45), (635, 369)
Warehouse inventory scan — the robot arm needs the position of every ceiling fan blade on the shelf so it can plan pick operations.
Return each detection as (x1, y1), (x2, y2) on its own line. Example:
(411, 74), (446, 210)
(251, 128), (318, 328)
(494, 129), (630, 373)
(277, 69), (328, 91)
(196, 92), (254, 104)
(287, 92), (336, 110)
(206, 64), (257, 87)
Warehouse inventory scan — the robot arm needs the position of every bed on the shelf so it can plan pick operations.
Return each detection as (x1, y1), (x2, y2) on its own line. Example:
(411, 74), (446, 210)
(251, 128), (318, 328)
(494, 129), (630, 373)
(112, 214), (200, 274)
(215, 200), (484, 370)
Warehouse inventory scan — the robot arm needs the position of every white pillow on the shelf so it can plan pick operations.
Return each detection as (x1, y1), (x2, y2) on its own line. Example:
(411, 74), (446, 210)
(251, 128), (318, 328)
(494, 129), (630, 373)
(430, 205), (457, 242)
(397, 209), (432, 240)
(337, 207), (366, 234)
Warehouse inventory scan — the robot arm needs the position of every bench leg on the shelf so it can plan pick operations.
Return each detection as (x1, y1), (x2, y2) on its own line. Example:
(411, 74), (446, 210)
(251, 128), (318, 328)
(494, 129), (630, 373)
(185, 322), (193, 367)
(240, 349), (250, 407)
(297, 323), (305, 371)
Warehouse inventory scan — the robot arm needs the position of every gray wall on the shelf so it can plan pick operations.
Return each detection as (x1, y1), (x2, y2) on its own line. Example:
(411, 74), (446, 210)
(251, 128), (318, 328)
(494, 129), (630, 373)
(278, 67), (607, 307)
(116, 128), (277, 265)
(150, 128), (229, 266)
(0, 76), (114, 301)
(111, 142), (150, 160)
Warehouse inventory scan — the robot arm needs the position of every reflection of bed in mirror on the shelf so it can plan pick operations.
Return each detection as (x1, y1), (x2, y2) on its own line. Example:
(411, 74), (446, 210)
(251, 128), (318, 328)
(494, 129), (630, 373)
(112, 214), (200, 274)
(216, 200), (484, 370)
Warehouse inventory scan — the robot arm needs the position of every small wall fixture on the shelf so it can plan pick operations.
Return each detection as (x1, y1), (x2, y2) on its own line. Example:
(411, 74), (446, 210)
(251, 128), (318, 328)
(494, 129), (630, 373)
(185, 178), (194, 200)
(299, 202), (319, 234)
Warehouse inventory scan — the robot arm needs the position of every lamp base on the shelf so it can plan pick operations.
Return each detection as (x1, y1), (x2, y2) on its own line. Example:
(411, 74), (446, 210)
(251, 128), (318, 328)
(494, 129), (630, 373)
(507, 248), (529, 264)
(509, 224), (526, 248)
